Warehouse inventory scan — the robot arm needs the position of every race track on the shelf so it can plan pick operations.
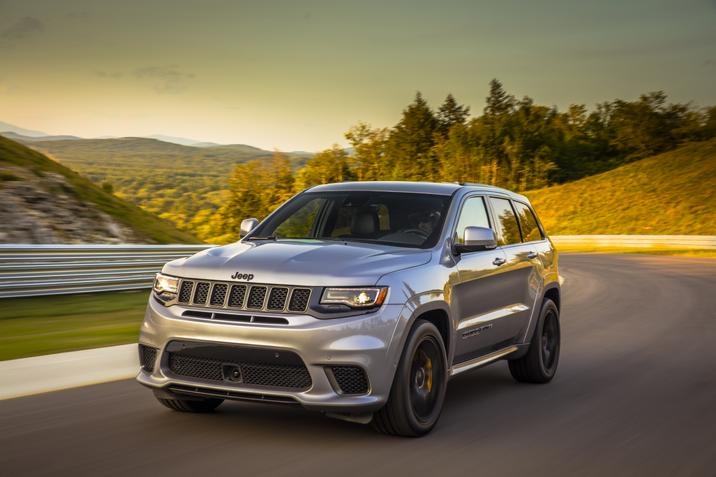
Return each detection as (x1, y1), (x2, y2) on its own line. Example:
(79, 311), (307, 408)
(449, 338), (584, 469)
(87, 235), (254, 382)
(2, 254), (715, 477)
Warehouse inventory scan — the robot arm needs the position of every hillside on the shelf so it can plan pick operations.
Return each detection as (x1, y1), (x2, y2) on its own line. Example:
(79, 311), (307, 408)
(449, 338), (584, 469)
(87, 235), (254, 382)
(0, 135), (200, 244)
(526, 139), (716, 235)
(18, 137), (311, 239)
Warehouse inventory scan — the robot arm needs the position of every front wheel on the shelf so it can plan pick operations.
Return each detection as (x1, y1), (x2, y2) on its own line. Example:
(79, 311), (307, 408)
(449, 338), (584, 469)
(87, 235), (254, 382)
(372, 320), (448, 437)
(508, 298), (560, 383)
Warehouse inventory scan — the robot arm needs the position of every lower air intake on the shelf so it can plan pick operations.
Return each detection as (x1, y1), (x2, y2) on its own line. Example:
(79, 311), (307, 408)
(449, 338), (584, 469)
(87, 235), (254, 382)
(164, 341), (312, 391)
(139, 344), (158, 372)
(329, 366), (369, 395)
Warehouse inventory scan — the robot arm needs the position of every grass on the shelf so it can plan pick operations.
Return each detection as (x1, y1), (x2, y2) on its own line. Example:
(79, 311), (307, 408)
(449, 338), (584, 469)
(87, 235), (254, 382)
(0, 291), (149, 361)
(0, 135), (201, 244)
(525, 139), (716, 236)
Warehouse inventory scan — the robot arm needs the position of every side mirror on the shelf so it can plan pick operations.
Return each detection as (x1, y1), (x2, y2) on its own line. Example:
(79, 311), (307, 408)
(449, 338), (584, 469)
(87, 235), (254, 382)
(240, 218), (259, 238)
(454, 226), (497, 254)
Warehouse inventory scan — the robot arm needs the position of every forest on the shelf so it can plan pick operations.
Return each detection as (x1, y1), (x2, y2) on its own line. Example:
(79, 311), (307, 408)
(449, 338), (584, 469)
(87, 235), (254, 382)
(211, 80), (716, 243)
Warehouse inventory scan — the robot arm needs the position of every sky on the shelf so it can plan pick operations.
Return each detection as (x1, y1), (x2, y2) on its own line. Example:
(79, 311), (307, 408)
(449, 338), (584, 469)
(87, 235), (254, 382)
(1, 0), (715, 151)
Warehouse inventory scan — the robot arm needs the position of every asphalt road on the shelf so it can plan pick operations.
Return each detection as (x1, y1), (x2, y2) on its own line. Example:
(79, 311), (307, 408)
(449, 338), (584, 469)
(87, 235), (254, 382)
(2, 254), (715, 477)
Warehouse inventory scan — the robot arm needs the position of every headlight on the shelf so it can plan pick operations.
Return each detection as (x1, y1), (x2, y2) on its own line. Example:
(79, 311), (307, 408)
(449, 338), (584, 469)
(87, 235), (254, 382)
(320, 287), (388, 309)
(153, 273), (179, 302)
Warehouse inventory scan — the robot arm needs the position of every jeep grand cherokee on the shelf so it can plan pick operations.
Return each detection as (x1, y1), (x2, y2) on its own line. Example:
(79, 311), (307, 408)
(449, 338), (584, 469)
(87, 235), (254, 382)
(138, 181), (561, 436)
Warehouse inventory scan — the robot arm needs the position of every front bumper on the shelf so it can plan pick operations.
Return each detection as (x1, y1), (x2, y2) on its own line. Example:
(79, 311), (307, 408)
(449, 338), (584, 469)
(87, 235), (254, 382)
(137, 297), (406, 413)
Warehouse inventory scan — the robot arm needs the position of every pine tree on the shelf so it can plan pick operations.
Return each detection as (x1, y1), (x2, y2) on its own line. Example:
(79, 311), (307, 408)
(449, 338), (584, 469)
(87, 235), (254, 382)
(387, 92), (438, 180)
(436, 94), (470, 137)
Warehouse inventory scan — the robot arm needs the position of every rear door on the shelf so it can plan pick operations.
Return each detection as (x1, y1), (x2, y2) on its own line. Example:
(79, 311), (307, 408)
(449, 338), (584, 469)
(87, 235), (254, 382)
(487, 197), (544, 344)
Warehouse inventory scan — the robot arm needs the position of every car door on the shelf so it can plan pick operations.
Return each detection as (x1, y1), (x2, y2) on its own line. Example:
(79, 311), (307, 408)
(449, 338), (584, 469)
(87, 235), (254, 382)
(450, 195), (513, 364)
(486, 196), (544, 344)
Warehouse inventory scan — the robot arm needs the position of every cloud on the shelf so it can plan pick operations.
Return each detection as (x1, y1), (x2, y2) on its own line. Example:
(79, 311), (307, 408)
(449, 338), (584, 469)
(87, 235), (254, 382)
(705, 59), (716, 68)
(133, 65), (195, 94)
(0, 16), (44, 44)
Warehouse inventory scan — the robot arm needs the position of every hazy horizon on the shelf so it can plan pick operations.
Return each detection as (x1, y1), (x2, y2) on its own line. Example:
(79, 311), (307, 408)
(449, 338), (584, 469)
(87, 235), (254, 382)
(1, 0), (715, 151)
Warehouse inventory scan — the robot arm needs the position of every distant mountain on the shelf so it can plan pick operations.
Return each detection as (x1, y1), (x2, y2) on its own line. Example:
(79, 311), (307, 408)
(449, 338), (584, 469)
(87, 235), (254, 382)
(1, 131), (82, 143)
(0, 121), (49, 138)
(14, 135), (312, 242)
(0, 135), (200, 244)
(147, 134), (220, 147)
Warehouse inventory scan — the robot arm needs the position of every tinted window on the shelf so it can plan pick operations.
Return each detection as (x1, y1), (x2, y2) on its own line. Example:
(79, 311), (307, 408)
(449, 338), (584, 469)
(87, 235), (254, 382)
(454, 196), (490, 244)
(273, 197), (325, 238)
(513, 202), (543, 242)
(490, 197), (521, 246)
(250, 191), (451, 249)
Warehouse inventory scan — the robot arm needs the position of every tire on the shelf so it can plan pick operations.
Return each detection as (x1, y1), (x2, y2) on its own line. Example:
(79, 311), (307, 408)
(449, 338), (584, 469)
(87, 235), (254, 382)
(155, 394), (223, 413)
(372, 320), (448, 437)
(508, 298), (560, 383)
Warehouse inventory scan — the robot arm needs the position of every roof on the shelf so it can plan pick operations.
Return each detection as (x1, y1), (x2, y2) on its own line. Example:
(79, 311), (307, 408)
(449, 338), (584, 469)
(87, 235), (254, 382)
(306, 181), (528, 201)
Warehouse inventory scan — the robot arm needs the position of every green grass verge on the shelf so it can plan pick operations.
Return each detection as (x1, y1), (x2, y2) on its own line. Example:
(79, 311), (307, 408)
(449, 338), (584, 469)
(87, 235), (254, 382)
(0, 290), (149, 361)
(526, 139), (716, 235)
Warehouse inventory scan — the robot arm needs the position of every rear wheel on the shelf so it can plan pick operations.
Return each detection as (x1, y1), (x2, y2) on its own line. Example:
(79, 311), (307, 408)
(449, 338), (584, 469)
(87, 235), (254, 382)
(508, 298), (560, 383)
(372, 320), (447, 437)
(155, 394), (223, 413)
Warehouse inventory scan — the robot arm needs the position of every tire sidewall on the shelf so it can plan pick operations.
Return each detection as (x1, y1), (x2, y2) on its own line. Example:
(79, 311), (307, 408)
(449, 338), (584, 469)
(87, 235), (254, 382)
(395, 320), (448, 434)
(536, 300), (560, 379)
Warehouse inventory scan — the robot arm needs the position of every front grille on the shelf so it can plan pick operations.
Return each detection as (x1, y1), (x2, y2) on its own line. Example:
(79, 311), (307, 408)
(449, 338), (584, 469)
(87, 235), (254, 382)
(139, 344), (157, 372)
(210, 283), (228, 306)
(228, 285), (247, 307)
(165, 341), (312, 391)
(193, 282), (210, 304)
(178, 281), (193, 303)
(329, 366), (369, 395)
(246, 286), (267, 309)
(289, 289), (311, 311)
(267, 287), (288, 310)
(174, 279), (311, 313)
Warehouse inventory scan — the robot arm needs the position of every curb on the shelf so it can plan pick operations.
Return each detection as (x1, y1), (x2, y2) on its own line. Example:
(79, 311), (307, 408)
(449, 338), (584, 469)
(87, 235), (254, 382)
(0, 344), (138, 400)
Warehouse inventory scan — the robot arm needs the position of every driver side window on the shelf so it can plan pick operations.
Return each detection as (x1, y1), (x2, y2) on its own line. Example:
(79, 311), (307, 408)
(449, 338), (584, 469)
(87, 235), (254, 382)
(455, 197), (490, 244)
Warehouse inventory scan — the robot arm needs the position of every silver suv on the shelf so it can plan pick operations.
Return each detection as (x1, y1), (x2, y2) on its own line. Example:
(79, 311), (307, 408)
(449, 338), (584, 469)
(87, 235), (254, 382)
(138, 181), (561, 436)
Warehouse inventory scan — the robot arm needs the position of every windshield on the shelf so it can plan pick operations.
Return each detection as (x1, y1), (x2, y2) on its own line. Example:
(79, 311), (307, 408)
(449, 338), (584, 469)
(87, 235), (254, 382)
(248, 191), (452, 249)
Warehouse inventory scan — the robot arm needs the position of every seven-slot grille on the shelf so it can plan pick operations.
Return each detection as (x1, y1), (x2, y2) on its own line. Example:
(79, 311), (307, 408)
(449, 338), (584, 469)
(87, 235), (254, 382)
(176, 279), (311, 313)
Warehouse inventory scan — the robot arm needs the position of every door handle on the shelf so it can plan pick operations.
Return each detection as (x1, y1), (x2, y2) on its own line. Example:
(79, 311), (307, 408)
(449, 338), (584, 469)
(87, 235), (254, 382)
(527, 251), (538, 259)
(493, 257), (506, 266)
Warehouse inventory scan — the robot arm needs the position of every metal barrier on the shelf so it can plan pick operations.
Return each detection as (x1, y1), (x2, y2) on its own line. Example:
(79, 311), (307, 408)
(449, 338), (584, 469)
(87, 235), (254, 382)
(0, 244), (209, 299)
(1, 236), (714, 299)
(551, 235), (716, 251)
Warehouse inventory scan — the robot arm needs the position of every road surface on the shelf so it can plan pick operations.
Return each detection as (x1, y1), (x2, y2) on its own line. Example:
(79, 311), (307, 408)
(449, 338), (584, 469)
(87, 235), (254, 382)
(2, 254), (715, 477)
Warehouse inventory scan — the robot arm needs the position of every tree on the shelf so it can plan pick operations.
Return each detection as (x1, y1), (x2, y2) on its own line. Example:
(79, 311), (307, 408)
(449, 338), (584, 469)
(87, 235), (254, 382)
(436, 94), (470, 137)
(294, 145), (354, 190)
(386, 92), (439, 180)
(345, 122), (389, 181)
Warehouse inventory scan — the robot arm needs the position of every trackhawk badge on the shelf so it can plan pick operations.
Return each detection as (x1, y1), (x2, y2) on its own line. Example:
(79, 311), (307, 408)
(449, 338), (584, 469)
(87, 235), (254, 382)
(231, 272), (254, 281)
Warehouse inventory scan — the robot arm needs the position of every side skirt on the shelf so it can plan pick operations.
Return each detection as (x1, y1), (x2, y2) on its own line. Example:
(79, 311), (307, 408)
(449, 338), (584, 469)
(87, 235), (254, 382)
(449, 345), (522, 378)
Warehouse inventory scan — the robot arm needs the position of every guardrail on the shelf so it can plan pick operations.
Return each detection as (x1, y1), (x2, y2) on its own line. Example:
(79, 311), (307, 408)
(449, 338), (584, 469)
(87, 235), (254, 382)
(0, 244), (209, 299)
(551, 235), (716, 251)
(1, 236), (714, 299)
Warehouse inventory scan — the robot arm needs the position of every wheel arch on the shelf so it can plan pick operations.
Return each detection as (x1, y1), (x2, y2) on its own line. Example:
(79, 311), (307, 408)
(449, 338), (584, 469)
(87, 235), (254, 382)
(543, 284), (561, 313)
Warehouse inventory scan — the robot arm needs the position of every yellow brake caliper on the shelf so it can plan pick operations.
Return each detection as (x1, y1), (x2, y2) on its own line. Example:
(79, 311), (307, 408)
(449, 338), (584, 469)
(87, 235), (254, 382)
(425, 354), (433, 392)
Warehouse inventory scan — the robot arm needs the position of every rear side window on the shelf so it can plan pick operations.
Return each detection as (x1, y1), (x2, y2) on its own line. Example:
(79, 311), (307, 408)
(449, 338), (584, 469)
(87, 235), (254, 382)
(513, 202), (544, 242)
(490, 197), (521, 246)
(454, 196), (490, 244)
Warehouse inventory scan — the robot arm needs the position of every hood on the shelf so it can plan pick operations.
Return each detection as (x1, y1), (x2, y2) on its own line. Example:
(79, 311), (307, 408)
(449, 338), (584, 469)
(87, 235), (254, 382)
(162, 240), (432, 286)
